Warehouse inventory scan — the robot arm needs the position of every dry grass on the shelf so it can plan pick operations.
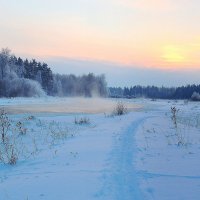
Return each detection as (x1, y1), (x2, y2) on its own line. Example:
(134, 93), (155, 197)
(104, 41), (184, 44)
(74, 117), (90, 125)
(112, 102), (128, 116)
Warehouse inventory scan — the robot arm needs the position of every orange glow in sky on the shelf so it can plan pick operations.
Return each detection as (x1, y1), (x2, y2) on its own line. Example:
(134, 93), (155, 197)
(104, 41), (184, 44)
(0, 0), (200, 70)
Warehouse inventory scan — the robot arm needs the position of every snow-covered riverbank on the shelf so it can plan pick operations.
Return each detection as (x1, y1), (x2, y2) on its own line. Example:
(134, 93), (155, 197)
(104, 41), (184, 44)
(0, 98), (200, 200)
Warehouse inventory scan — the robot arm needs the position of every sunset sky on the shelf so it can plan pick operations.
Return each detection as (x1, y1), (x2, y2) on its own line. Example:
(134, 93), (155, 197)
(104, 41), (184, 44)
(0, 0), (200, 86)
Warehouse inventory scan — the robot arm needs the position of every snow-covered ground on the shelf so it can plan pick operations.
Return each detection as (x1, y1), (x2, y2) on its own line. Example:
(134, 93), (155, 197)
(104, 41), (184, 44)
(0, 98), (200, 200)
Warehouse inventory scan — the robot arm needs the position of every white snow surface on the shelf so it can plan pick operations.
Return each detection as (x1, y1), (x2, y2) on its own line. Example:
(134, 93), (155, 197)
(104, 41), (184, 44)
(0, 98), (200, 200)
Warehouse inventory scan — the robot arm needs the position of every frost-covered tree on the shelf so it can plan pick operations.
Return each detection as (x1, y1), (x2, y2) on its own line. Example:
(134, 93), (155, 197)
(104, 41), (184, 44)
(0, 48), (46, 97)
(0, 48), (108, 98)
(109, 85), (200, 99)
(51, 73), (108, 97)
(5, 78), (45, 97)
(0, 48), (11, 79)
(191, 92), (200, 101)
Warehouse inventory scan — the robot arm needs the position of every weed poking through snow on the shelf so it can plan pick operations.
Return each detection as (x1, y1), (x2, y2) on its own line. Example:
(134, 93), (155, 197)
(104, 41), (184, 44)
(74, 117), (90, 125)
(112, 102), (128, 116)
(171, 107), (179, 128)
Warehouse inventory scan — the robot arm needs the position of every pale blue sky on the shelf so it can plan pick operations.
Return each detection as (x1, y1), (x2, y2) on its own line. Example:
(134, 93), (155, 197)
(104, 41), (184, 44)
(0, 0), (200, 86)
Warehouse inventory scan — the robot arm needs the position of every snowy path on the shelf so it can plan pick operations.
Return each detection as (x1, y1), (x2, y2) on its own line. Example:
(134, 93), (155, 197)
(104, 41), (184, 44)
(99, 116), (148, 200)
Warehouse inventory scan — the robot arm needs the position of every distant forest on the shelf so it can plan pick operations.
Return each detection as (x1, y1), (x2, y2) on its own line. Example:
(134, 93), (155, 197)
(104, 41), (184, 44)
(0, 48), (108, 97)
(1, 48), (199, 99)
(109, 85), (200, 100)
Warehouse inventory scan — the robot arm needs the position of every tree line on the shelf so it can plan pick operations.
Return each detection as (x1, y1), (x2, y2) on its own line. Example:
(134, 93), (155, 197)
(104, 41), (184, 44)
(109, 85), (200, 100)
(1, 48), (199, 100)
(0, 48), (108, 97)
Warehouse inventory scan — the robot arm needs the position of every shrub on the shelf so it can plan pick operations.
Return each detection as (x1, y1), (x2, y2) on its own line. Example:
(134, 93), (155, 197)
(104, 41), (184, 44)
(16, 121), (27, 135)
(74, 117), (90, 125)
(0, 110), (11, 143)
(0, 110), (19, 165)
(171, 107), (179, 128)
(0, 138), (18, 165)
(49, 121), (69, 141)
(113, 102), (128, 116)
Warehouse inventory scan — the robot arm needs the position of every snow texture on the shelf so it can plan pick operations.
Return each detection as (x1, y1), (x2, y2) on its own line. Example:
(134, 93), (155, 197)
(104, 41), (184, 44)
(0, 98), (200, 200)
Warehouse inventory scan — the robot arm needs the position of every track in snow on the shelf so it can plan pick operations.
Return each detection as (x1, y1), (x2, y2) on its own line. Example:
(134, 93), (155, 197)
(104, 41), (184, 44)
(98, 117), (148, 200)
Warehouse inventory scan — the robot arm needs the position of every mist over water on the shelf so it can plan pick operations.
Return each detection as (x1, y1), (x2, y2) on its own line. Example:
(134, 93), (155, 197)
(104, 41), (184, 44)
(1, 97), (140, 114)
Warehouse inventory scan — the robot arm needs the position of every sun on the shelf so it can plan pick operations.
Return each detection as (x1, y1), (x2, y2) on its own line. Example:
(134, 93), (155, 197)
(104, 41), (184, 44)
(162, 45), (185, 63)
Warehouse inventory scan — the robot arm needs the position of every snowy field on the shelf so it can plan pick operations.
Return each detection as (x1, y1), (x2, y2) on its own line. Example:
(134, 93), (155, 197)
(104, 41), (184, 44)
(0, 98), (200, 200)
